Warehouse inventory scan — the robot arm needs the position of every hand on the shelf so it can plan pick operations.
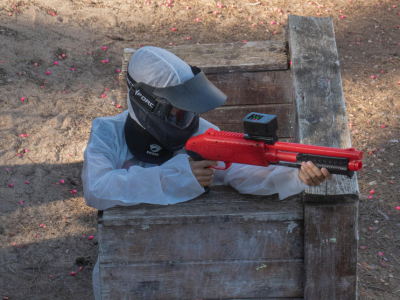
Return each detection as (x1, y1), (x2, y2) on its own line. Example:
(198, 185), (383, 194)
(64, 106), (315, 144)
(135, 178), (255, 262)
(188, 157), (219, 187)
(298, 161), (333, 187)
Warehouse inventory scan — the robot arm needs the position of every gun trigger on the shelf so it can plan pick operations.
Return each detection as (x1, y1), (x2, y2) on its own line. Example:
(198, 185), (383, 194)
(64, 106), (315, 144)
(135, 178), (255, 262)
(212, 162), (232, 170)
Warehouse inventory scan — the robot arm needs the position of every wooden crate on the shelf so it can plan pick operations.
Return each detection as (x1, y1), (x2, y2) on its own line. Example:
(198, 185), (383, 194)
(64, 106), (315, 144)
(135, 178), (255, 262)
(98, 15), (359, 300)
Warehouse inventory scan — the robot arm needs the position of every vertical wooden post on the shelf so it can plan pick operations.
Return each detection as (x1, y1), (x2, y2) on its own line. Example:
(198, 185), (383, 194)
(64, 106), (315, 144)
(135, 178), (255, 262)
(288, 15), (359, 300)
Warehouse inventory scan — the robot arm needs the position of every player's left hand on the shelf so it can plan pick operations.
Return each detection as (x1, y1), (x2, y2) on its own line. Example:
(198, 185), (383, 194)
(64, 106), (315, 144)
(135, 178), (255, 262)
(298, 161), (333, 186)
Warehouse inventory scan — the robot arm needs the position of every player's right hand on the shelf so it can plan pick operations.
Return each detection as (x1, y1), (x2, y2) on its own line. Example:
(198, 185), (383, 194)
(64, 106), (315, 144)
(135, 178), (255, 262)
(188, 157), (220, 187)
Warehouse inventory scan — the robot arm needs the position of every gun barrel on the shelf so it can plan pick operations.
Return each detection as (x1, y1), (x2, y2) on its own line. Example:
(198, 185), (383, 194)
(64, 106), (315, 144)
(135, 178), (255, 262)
(266, 141), (363, 160)
(349, 160), (363, 171)
(265, 149), (363, 175)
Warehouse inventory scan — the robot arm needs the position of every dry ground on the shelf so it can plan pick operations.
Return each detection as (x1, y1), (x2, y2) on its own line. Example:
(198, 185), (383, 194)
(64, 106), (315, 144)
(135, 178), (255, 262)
(0, 0), (399, 299)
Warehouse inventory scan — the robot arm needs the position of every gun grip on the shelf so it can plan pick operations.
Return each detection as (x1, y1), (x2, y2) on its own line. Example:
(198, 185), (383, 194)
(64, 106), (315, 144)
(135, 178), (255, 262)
(187, 151), (212, 193)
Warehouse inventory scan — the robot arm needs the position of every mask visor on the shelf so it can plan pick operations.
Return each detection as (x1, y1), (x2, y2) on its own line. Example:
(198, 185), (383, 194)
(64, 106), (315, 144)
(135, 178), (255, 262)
(153, 71), (227, 114)
(166, 107), (196, 128)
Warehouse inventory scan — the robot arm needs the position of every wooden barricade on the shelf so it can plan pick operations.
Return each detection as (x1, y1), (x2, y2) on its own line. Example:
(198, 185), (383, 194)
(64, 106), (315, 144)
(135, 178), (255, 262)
(98, 15), (359, 300)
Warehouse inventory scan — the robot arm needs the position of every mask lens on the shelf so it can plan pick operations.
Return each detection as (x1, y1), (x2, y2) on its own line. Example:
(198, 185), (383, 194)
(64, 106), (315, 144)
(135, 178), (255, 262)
(167, 107), (195, 128)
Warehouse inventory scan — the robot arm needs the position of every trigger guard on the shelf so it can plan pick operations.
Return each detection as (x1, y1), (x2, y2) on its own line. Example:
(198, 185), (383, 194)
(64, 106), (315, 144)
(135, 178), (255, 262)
(211, 162), (232, 170)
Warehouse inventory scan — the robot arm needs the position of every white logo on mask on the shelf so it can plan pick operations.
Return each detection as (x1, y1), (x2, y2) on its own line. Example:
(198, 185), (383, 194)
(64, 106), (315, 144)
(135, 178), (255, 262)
(135, 89), (154, 108)
(147, 144), (162, 156)
(150, 144), (162, 153)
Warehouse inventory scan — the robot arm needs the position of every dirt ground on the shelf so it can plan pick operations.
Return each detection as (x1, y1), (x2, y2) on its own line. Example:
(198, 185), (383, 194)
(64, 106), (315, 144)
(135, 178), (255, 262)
(0, 0), (399, 299)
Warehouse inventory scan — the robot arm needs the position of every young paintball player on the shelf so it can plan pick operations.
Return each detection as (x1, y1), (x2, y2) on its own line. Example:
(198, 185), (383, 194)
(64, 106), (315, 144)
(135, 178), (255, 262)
(81, 46), (333, 299)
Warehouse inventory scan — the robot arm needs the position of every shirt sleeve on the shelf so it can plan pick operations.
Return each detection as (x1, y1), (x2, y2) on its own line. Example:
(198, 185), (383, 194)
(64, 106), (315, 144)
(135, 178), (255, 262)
(212, 163), (309, 200)
(81, 119), (205, 211)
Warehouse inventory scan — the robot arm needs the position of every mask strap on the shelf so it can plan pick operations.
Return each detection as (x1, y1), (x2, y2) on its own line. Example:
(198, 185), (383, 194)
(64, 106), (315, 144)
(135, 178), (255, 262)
(126, 71), (137, 89)
(127, 71), (158, 96)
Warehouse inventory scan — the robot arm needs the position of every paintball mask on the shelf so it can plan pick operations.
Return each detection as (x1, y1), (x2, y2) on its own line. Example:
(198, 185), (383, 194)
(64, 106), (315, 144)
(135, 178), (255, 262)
(127, 64), (227, 151)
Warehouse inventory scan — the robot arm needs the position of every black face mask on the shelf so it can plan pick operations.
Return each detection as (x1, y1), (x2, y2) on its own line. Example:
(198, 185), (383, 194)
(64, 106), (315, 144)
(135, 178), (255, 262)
(124, 114), (174, 164)
(128, 87), (200, 151)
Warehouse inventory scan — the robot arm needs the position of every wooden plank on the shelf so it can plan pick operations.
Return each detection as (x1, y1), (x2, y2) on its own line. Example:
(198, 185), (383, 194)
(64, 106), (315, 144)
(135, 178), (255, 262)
(288, 15), (360, 199)
(121, 40), (287, 75)
(119, 40), (288, 110)
(202, 104), (295, 136)
(288, 15), (359, 300)
(98, 219), (303, 263)
(100, 259), (304, 300)
(100, 186), (303, 225)
(304, 201), (358, 300)
(207, 70), (293, 106)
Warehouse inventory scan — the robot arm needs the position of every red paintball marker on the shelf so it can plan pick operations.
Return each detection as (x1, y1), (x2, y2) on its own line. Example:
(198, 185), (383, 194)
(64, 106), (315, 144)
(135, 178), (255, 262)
(186, 112), (363, 179)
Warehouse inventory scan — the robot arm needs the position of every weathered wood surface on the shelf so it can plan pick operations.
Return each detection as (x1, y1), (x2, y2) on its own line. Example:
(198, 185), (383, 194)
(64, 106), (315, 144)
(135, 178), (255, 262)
(206, 70), (293, 106)
(288, 15), (359, 300)
(100, 259), (304, 300)
(202, 103), (294, 136)
(288, 15), (360, 200)
(99, 220), (303, 263)
(121, 40), (287, 75)
(99, 185), (302, 226)
(304, 202), (358, 300)
(119, 40), (288, 110)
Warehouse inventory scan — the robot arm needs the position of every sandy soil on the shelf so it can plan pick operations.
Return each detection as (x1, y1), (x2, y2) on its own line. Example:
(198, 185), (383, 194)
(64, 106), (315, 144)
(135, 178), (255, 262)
(0, 0), (399, 299)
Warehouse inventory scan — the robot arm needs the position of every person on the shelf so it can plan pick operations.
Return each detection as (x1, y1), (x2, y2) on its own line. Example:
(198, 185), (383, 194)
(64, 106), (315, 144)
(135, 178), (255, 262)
(81, 46), (333, 300)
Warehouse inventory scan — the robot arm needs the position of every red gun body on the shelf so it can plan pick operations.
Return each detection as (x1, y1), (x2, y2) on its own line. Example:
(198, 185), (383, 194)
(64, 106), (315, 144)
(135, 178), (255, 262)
(186, 128), (363, 177)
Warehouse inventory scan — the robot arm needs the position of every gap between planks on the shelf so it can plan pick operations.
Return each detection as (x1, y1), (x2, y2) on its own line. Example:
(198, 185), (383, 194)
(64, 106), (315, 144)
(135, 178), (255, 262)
(100, 258), (304, 267)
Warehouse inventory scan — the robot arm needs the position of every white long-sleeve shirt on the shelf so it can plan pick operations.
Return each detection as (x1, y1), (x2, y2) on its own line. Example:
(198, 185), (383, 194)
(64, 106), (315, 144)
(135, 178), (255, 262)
(82, 110), (308, 211)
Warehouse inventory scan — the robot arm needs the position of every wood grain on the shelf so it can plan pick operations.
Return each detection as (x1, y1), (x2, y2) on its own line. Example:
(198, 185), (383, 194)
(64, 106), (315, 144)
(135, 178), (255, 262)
(288, 15), (360, 199)
(121, 40), (287, 74)
(99, 186), (302, 226)
(207, 70), (293, 106)
(100, 259), (304, 300)
(288, 14), (359, 300)
(304, 202), (358, 300)
(99, 220), (303, 263)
